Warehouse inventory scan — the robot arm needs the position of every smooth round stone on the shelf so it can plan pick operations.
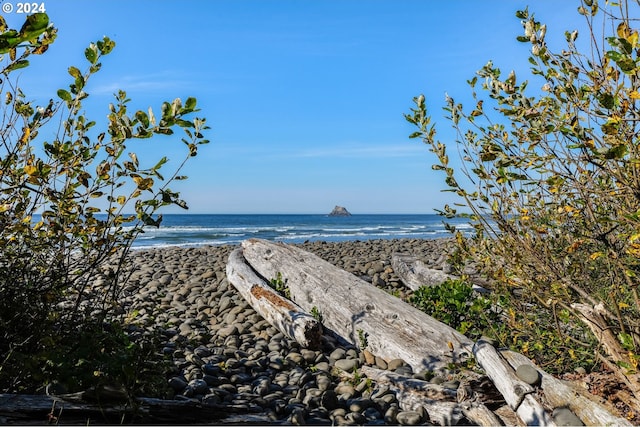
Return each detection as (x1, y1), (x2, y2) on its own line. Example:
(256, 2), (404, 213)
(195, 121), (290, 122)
(188, 379), (209, 395)
(346, 412), (366, 424)
(301, 349), (317, 363)
(316, 374), (332, 391)
(203, 374), (222, 387)
(168, 376), (188, 392)
(553, 407), (584, 426)
(329, 348), (347, 361)
(396, 410), (423, 425)
(218, 296), (232, 312)
(268, 342), (282, 352)
(218, 325), (238, 338)
(335, 383), (355, 396)
(346, 348), (358, 359)
(387, 358), (406, 371)
(363, 407), (382, 421)
(287, 352), (304, 365)
(314, 362), (330, 372)
(349, 397), (373, 412)
(375, 357), (388, 370)
(320, 390), (339, 411)
(384, 405), (399, 424)
(186, 353), (204, 367)
(516, 364), (541, 386)
(330, 408), (347, 419)
(334, 358), (360, 372)
(193, 345), (212, 358)
(362, 350), (376, 365)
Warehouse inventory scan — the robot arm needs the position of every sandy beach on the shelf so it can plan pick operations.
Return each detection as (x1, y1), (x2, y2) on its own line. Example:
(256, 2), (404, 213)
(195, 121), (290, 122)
(113, 237), (457, 425)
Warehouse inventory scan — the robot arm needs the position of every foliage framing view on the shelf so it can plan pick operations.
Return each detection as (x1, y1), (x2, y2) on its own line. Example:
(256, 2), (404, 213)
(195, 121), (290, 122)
(0, 13), (209, 395)
(407, 0), (640, 410)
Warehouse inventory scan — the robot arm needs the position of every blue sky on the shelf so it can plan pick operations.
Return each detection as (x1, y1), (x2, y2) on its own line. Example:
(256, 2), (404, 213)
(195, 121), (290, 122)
(2, 1), (588, 213)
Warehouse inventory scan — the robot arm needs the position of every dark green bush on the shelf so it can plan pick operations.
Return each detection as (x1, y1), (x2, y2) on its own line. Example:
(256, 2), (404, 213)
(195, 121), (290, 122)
(410, 278), (497, 340)
(0, 13), (208, 396)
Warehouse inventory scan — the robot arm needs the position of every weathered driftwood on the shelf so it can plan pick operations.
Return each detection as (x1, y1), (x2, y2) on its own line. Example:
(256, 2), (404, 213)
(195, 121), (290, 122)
(458, 401), (505, 427)
(502, 350), (634, 427)
(392, 252), (489, 294)
(0, 393), (268, 424)
(572, 302), (640, 408)
(226, 247), (322, 349)
(360, 366), (463, 425)
(391, 253), (456, 289)
(241, 238), (474, 373)
(361, 365), (503, 426)
(473, 339), (555, 426)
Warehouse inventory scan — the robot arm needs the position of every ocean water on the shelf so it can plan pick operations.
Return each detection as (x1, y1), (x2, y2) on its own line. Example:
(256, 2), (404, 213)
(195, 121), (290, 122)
(130, 214), (472, 249)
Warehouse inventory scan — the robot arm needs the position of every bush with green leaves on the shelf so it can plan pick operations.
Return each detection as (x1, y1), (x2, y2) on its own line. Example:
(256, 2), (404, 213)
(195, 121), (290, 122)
(410, 278), (497, 340)
(406, 0), (640, 409)
(0, 13), (209, 396)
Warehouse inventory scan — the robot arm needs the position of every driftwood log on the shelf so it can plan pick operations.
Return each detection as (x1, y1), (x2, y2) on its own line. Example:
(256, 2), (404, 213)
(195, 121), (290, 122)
(0, 393), (270, 424)
(391, 253), (455, 289)
(473, 339), (555, 426)
(392, 252), (489, 293)
(572, 302), (640, 409)
(361, 365), (505, 426)
(240, 238), (474, 373)
(502, 350), (634, 427)
(226, 247), (322, 349)
(234, 239), (630, 426)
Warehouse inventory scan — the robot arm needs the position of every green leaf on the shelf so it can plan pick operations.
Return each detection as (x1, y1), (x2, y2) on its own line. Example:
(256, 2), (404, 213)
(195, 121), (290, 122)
(57, 89), (72, 102)
(68, 66), (82, 79)
(184, 97), (197, 111)
(135, 111), (149, 128)
(604, 144), (627, 159)
(85, 44), (98, 64)
(4, 60), (29, 72)
(20, 13), (49, 33)
(619, 332), (635, 351)
(96, 36), (115, 55)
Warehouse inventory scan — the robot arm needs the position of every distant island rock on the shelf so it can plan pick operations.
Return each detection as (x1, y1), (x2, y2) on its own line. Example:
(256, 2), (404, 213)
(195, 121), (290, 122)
(328, 206), (352, 217)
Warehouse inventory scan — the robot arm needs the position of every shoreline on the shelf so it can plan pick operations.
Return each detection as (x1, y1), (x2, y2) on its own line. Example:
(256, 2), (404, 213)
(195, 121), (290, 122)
(112, 237), (458, 424)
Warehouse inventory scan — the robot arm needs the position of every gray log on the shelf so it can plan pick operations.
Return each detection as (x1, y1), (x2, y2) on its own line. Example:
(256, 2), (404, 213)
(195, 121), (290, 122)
(226, 247), (322, 349)
(473, 339), (555, 426)
(391, 253), (456, 289)
(241, 239), (474, 373)
(502, 350), (633, 427)
(360, 366), (463, 426)
(0, 393), (268, 424)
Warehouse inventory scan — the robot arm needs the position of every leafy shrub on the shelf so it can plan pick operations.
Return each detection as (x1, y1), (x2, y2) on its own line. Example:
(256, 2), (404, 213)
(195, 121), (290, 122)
(0, 13), (208, 396)
(410, 278), (497, 340)
(406, 0), (640, 407)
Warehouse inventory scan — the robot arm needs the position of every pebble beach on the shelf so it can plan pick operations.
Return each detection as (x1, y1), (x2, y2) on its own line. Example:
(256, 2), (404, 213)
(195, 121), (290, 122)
(114, 238), (460, 425)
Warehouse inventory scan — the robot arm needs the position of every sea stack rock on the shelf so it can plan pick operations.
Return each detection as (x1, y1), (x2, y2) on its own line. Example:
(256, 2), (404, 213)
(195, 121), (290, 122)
(329, 205), (352, 217)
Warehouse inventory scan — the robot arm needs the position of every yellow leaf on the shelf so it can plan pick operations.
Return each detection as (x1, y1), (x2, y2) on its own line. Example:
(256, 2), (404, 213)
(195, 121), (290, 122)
(0, 203), (11, 213)
(24, 164), (37, 176)
(116, 195), (126, 205)
(630, 233), (640, 243)
(590, 252), (604, 260)
(618, 22), (630, 38)
(630, 90), (640, 100)
(629, 31), (639, 48)
(619, 301), (630, 310)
